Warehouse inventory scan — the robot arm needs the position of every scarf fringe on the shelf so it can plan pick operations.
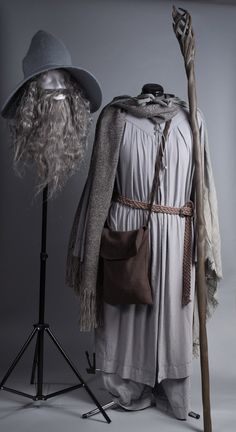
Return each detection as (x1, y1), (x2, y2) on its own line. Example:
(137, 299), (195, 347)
(205, 257), (221, 319)
(193, 340), (200, 359)
(66, 254), (103, 331)
(192, 266), (220, 359)
(79, 289), (98, 331)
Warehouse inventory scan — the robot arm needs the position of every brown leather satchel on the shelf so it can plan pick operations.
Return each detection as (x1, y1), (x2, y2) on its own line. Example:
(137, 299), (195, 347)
(99, 120), (171, 305)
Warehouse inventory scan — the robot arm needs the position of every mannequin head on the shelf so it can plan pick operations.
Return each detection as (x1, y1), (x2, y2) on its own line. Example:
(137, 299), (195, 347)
(9, 69), (92, 196)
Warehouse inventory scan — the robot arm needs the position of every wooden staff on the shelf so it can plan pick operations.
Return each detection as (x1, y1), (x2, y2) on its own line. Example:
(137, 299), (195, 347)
(172, 7), (212, 432)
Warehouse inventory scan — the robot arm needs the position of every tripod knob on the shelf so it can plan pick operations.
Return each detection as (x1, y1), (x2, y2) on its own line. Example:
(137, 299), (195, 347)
(40, 252), (48, 261)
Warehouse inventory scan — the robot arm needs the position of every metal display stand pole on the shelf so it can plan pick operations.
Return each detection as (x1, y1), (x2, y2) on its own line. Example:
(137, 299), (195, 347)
(0, 185), (111, 424)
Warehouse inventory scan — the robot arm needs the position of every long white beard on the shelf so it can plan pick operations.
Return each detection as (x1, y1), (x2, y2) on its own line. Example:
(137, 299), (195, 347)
(10, 86), (92, 197)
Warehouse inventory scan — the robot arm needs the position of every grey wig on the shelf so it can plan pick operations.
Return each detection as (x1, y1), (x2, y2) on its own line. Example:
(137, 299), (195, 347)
(9, 74), (92, 197)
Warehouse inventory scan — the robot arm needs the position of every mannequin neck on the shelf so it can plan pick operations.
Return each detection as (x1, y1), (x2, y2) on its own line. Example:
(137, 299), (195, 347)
(141, 83), (164, 97)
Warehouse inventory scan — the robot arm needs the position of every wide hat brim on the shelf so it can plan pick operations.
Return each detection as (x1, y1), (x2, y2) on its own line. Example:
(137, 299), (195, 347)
(1, 64), (102, 118)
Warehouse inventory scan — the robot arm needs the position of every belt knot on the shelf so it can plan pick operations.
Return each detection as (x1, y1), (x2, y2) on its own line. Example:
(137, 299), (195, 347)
(179, 201), (194, 217)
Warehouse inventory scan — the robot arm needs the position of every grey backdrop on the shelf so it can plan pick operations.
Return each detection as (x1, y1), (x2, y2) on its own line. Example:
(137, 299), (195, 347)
(0, 0), (235, 430)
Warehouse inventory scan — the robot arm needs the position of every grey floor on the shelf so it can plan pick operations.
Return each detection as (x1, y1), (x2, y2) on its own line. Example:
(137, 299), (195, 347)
(0, 365), (235, 432)
(0, 286), (235, 432)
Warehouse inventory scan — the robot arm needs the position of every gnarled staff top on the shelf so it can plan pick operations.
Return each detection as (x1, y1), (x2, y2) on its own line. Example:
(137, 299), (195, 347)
(172, 6), (195, 66)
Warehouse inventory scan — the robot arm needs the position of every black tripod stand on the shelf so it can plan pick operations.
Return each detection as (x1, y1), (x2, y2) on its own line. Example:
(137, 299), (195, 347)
(0, 185), (111, 423)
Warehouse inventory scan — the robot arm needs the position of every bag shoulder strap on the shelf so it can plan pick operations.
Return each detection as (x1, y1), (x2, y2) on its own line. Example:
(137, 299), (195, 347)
(146, 119), (171, 227)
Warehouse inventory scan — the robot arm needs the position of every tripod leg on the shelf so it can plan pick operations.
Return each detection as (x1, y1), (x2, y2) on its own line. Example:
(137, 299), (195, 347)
(36, 327), (45, 399)
(189, 411), (200, 420)
(46, 328), (111, 423)
(82, 401), (116, 418)
(30, 337), (39, 385)
(0, 328), (37, 387)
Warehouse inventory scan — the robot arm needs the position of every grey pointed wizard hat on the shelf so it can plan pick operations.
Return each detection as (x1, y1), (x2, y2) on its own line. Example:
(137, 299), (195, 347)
(1, 30), (102, 118)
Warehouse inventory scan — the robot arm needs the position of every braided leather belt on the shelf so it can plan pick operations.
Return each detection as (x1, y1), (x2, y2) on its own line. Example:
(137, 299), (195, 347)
(113, 193), (194, 306)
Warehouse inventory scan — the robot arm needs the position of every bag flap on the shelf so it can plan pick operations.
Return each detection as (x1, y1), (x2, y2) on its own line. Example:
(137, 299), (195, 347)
(100, 226), (148, 260)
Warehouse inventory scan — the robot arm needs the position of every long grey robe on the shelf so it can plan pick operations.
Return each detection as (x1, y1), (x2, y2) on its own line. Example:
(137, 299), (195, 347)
(94, 108), (216, 418)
